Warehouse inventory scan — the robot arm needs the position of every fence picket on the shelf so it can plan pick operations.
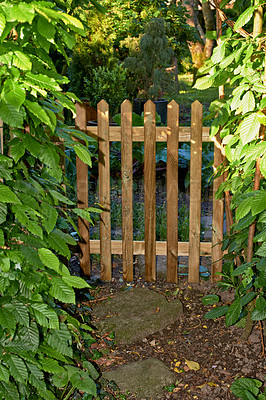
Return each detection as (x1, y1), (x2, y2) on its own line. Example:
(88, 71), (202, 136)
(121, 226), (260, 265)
(167, 101), (179, 283)
(212, 133), (224, 281)
(98, 100), (112, 280)
(188, 101), (203, 283)
(75, 102), (90, 276)
(144, 100), (156, 281)
(121, 100), (133, 281)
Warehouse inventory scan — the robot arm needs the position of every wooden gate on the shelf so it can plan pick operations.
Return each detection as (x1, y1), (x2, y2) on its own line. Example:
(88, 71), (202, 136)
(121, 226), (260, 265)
(75, 100), (224, 283)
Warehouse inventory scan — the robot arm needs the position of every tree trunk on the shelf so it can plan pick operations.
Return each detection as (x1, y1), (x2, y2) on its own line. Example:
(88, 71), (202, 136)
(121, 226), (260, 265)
(202, 2), (215, 58)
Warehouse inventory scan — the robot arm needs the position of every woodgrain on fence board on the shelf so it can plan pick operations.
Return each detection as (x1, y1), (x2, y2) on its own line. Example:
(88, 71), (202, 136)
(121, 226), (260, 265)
(75, 102), (90, 276)
(167, 101), (179, 283)
(212, 133), (224, 282)
(98, 100), (112, 280)
(89, 240), (212, 256)
(188, 101), (203, 283)
(86, 126), (211, 142)
(121, 100), (133, 281)
(144, 101), (156, 281)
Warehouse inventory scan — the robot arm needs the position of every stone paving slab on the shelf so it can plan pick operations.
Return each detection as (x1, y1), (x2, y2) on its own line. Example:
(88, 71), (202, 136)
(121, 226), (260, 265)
(102, 358), (176, 399)
(93, 287), (183, 344)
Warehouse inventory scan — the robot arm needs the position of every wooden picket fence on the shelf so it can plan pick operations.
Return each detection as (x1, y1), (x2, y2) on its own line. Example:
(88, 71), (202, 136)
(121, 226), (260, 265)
(75, 99), (224, 283)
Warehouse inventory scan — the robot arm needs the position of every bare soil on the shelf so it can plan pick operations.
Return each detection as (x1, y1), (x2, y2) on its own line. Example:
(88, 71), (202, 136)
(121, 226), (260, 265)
(83, 276), (266, 400)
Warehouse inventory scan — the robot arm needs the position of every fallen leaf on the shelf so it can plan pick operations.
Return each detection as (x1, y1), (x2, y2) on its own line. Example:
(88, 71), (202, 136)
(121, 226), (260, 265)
(150, 340), (156, 346)
(185, 359), (200, 371)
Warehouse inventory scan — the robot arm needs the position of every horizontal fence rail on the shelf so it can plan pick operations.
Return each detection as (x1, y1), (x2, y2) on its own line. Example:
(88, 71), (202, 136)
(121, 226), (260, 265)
(74, 100), (224, 283)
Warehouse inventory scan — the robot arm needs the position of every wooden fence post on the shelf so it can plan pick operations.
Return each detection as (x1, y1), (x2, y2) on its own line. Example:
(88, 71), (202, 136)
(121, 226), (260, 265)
(212, 134), (224, 281)
(121, 100), (133, 281)
(167, 101), (179, 283)
(188, 101), (203, 283)
(144, 100), (156, 281)
(75, 102), (90, 276)
(98, 100), (112, 280)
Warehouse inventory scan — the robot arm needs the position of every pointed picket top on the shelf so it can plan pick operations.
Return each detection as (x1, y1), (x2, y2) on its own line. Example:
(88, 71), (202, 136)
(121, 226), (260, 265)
(168, 99), (179, 108)
(98, 99), (109, 108)
(121, 99), (132, 112)
(191, 100), (203, 110)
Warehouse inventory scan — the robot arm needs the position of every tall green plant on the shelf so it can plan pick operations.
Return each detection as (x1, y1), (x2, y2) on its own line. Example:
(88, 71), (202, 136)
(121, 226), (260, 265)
(197, 1), (266, 337)
(0, 1), (99, 399)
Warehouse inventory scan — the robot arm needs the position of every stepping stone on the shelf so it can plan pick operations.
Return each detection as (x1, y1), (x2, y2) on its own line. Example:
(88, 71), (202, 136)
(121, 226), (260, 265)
(93, 287), (183, 344)
(102, 358), (176, 399)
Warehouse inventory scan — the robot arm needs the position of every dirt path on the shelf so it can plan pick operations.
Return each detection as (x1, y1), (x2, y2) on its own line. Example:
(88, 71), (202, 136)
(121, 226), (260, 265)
(86, 279), (266, 399)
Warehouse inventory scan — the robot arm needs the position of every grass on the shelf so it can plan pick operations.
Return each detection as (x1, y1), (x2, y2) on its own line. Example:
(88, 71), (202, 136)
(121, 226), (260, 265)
(166, 74), (231, 106)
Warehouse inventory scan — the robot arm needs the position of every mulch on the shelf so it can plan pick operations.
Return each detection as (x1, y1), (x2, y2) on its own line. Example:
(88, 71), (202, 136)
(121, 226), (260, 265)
(83, 276), (266, 400)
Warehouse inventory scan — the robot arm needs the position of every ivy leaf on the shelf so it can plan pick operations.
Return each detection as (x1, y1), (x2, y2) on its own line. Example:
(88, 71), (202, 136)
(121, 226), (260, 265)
(242, 91), (255, 114)
(234, 6), (255, 29)
(38, 248), (60, 273)
(238, 113), (260, 145)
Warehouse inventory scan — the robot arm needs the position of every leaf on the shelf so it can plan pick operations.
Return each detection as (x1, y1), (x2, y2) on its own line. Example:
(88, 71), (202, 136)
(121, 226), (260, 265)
(9, 137), (26, 163)
(0, 102), (24, 128)
(40, 203), (58, 233)
(19, 321), (39, 352)
(234, 6), (254, 30)
(236, 196), (253, 221)
(251, 192), (266, 216)
(31, 303), (59, 330)
(6, 354), (28, 382)
(0, 203), (7, 224)
(211, 42), (226, 64)
(252, 307), (266, 321)
(231, 377), (262, 399)
(74, 145), (92, 167)
(47, 232), (70, 258)
(185, 359), (200, 371)
(47, 323), (73, 357)
(12, 301), (29, 327)
(0, 364), (9, 383)
(0, 307), (16, 330)
(225, 299), (242, 326)
(0, 13), (6, 36)
(39, 358), (65, 374)
(38, 248), (60, 273)
(219, 52), (235, 69)
(37, 16), (55, 39)
(72, 208), (93, 224)
(49, 277), (75, 304)
(0, 184), (21, 204)
(62, 276), (90, 289)
(69, 371), (97, 395)
(239, 292), (256, 307)
(238, 113), (260, 145)
(242, 91), (255, 114)
(193, 75), (212, 90)
(0, 381), (19, 400)
(204, 305), (228, 319)
(60, 13), (84, 34)
(49, 189), (74, 205)
(201, 294), (219, 305)
(13, 51), (32, 71)
(260, 153), (266, 177)
(2, 80), (26, 111)
(25, 100), (51, 127)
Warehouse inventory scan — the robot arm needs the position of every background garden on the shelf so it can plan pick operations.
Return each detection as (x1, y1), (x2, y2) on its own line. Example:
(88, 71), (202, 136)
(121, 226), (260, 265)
(0, 0), (265, 399)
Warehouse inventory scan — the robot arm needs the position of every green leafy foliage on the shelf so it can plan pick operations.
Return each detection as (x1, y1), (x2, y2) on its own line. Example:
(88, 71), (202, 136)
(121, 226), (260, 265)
(199, 1), (266, 340)
(0, 1), (99, 399)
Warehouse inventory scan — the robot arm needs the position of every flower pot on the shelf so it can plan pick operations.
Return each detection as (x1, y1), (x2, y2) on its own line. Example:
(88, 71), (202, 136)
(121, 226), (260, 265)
(133, 98), (168, 126)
